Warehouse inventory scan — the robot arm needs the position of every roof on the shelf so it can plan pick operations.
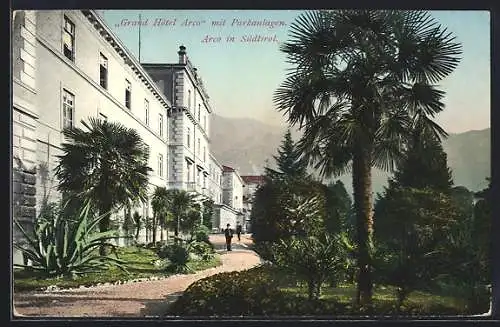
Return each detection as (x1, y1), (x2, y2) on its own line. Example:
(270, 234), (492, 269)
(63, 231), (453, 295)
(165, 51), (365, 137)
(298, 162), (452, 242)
(241, 175), (266, 185)
(222, 165), (235, 172)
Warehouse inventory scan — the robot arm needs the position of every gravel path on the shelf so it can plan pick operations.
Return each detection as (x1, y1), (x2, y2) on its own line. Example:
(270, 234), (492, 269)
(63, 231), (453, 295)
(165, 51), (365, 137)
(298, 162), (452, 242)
(13, 235), (260, 317)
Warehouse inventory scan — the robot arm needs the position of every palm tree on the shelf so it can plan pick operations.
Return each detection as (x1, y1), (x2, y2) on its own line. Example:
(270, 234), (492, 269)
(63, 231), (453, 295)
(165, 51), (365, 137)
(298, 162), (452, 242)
(151, 186), (170, 244)
(274, 10), (461, 305)
(55, 117), (152, 255)
(168, 189), (196, 241)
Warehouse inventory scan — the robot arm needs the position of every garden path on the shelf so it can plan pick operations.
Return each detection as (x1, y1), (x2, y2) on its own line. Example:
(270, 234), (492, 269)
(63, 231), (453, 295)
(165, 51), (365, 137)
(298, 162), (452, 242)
(13, 234), (261, 317)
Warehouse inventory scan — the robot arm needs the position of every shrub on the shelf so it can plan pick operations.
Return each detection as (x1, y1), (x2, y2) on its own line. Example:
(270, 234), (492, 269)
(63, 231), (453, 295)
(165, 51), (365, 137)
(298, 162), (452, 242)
(168, 264), (286, 316)
(157, 243), (191, 273)
(272, 233), (352, 300)
(187, 241), (214, 261)
(13, 200), (126, 278)
(192, 225), (212, 245)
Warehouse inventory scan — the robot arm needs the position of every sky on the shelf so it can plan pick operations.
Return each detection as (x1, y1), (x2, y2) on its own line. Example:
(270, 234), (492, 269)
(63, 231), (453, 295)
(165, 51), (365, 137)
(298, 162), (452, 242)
(101, 10), (490, 134)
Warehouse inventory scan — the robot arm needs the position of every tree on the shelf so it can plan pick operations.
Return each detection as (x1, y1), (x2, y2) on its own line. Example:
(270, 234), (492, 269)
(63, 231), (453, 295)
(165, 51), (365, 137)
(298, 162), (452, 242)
(390, 131), (453, 193)
(55, 118), (151, 255)
(132, 211), (142, 241)
(168, 189), (196, 241)
(325, 180), (352, 235)
(374, 187), (460, 309)
(151, 186), (170, 244)
(201, 199), (215, 230)
(268, 129), (308, 179)
(274, 10), (461, 304)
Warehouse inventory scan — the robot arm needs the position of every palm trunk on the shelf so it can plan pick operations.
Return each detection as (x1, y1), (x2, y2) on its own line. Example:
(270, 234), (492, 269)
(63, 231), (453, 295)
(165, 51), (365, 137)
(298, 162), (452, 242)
(98, 203), (113, 256)
(160, 222), (164, 242)
(352, 146), (374, 306)
(152, 214), (157, 244)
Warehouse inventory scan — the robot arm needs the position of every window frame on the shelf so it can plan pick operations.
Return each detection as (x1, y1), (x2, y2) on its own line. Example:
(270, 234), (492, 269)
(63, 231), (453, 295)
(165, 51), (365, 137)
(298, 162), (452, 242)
(63, 15), (75, 62)
(99, 52), (108, 89)
(158, 153), (164, 177)
(125, 79), (132, 109)
(144, 99), (150, 125)
(158, 113), (164, 137)
(62, 88), (75, 129)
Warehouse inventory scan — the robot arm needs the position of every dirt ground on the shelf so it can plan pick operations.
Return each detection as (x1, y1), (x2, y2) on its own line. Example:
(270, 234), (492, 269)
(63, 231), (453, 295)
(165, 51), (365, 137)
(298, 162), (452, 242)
(13, 234), (259, 318)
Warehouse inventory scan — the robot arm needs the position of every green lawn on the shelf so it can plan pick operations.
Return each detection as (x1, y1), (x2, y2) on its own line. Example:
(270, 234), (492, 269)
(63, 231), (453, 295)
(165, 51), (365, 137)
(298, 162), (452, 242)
(279, 283), (481, 315)
(14, 245), (221, 292)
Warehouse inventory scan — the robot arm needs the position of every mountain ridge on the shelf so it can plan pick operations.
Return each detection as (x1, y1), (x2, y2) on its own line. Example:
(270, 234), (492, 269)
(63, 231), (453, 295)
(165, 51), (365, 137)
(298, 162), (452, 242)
(210, 114), (491, 194)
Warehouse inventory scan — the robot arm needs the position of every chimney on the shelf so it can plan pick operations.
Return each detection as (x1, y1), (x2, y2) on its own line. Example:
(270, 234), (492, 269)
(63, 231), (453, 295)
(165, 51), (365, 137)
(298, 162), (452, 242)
(178, 45), (187, 64)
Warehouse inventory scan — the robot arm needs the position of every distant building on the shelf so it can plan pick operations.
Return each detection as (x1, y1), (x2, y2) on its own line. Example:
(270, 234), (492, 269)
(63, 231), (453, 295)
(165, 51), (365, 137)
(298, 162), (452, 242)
(241, 175), (266, 232)
(209, 165), (245, 232)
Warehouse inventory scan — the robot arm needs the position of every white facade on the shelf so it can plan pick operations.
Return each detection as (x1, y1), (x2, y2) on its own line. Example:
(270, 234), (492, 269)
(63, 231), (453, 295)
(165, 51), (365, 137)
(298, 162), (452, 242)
(143, 48), (214, 201)
(12, 10), (172, 251)
(222, 166), (244, 211)
(208, 153), (223, 204)
(241, 175), (266, 232)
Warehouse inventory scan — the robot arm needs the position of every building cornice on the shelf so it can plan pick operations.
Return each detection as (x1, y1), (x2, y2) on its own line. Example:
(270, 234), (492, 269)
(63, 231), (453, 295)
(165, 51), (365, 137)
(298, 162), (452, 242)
(142, 63), (212, 114)
(36, 34), (168, 144)
(81, 10), (172, 111)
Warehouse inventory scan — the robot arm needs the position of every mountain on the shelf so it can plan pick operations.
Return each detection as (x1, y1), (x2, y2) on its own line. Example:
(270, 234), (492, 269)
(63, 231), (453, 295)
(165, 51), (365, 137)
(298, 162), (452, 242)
(210, 114), (490, 194)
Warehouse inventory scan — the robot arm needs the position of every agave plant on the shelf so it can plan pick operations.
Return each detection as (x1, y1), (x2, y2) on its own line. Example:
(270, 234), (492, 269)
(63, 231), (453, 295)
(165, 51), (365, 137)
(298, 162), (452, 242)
(13, 200), (127, 278)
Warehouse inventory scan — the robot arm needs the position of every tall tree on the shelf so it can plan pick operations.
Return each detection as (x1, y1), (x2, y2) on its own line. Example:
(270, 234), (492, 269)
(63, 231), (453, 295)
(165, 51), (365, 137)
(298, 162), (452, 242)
(151, 186), (170, 244)
(167, 189), (196, 240)
(274, 10), (461, 304)
(325, 180), (352, 235)
(270, 129), (308, 179)
(55, 118), (151, 255)
(390, 130), (453, 192)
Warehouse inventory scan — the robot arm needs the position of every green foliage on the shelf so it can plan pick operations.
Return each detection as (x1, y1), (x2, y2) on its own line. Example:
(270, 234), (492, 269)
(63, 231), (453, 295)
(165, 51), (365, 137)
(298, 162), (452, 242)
(187, 240), (215, 261)
(374, 187), (460, 309)
(132, 211), (142, 241)
(390, 132), (454, 193)
(168, 266), (476, 316)
(325, 180), (353, 235)
(182, 209), (201, 235)
(168, 265), (286, 316)
(274, 10), (462, 304)
(270, 129), (308, 179)
(13, 201), (126, 278)
(157, 243), (191, 273)
(273, 233), (353, 300)
(192, 224), (211, 244)
(201, 199), (215, 230)
(251, 178), (327, 244)
(55, 118), (152, 255)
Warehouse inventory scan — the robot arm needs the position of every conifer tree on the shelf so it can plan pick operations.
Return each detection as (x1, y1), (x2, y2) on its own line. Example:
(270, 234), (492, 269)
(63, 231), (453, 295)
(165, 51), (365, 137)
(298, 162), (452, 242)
(390, 131), (453, 192)
(268, 129), (308, 180)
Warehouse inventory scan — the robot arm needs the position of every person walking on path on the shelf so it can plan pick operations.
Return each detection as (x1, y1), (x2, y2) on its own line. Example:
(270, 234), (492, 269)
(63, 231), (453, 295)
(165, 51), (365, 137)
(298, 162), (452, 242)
(224, 224), (233, 251)
(236, 223), (242, 242)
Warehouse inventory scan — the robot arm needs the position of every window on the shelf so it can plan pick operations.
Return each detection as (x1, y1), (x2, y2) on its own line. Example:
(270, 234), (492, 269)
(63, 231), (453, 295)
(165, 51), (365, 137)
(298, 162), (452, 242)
(187, 127), (191, 147)
(203, 115), (206, 131)
(187, 90), (191, 109)
(158, 154), (163, 177)
(203, 146), (206, 162)
(197, 138), (200, 155)
(99, 53), (108, 89)
(198, 104), (201, 121)
(158, 114), (163, 136)
(63, 16), (75, 61)
(62, 89), (74, 129)
(125, 79), (131, 109)
(144, 99), (149, 125)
